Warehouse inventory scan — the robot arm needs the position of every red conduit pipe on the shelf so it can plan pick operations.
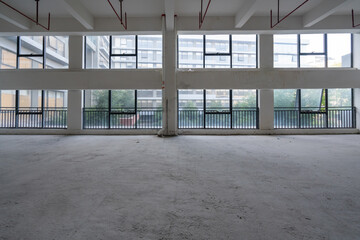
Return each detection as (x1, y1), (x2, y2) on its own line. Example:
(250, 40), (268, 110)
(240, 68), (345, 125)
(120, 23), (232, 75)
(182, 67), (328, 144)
(107, 0), (127, 30)
(352, 9), (360, 28)
(0, 0), (50, 30)
(199, 0), (211, 29)
(270, 0), (309, 28)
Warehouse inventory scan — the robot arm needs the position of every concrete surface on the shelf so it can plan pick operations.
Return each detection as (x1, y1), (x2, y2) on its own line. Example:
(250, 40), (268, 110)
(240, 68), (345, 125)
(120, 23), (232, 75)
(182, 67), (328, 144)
(0, 135), (360, 240)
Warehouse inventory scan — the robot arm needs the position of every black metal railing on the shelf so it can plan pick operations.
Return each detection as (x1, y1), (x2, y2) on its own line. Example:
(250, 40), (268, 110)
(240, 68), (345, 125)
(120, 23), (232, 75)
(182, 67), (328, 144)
(178, 107), (258, 129)
(83, 108), (163, 129)
(274, 107), (356, 129)
(0, 107), (67, 129)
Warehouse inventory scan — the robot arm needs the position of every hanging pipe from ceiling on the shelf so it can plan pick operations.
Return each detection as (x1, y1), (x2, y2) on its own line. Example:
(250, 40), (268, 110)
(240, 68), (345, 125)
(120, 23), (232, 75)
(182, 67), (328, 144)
(270, 0), (309, 28)
(352, 9), (360, 28)
(107, 0), (127, 30)
(199, 0), (211, 29)
(0, 0), (50, 30)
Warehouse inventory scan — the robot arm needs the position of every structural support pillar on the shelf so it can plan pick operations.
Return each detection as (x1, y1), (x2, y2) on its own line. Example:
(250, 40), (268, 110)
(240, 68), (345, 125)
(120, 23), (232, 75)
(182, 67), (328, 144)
(258, 34), (274, 131)
(160, 16), (177, 136)
(353, 34), (360, 131)
(67, 35), (83, 131)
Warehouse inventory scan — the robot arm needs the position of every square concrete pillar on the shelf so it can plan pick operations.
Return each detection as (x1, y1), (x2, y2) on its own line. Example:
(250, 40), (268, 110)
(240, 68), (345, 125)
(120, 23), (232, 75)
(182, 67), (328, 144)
(258, 34), (274, 69)
(67, 90), (82, 131)
(68, 36), (83, 70)
(353, 34), (360, 130)
(259, 89), (274, 130)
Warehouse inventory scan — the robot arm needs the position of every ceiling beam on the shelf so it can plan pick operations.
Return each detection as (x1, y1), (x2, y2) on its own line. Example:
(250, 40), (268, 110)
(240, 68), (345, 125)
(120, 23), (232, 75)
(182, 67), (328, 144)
(164, 0), (175, 30)
(63, 0), (94, 30)
(235, 0), (259, 29)
(0, 4), (31, 30)
(303, 0), (353, 27)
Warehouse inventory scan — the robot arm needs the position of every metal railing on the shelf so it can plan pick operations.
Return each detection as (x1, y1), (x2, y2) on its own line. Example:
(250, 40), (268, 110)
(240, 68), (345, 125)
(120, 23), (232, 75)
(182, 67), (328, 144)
(83, 108), (163, 129)
(178, 107), (258, 129)
(274, 107), (356, 129)
(0, 107), (67, 129)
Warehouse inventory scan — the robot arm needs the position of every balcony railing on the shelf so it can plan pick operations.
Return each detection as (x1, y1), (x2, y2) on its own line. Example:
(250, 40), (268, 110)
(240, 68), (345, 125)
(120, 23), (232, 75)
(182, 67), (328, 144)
(274, 107), (356, 129)
(0, 107), (67, 129)
(83, 108), (162, 129)
(178, 107), (258, 129)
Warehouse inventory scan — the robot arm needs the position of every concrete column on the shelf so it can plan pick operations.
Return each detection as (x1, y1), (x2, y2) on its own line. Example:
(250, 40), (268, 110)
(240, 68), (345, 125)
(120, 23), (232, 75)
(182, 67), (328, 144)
(259, 89), (274, 130)
(67, 36), (84, 131)
(353, 34), (360, 130)
(159, 17), (177, 136)
(258, 34), (274, 130)
(67, 90), (82, 131)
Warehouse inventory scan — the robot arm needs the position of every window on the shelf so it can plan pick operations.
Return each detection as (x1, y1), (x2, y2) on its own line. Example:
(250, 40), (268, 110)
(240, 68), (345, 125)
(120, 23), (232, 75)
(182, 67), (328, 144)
(274, 33), (352, 68)
(0, 90), (68, 128)
(83, 90), (162, 129)
(178, 34), (257, 69)
(178, 89), (258, 129)
(85, 35), (162, 69)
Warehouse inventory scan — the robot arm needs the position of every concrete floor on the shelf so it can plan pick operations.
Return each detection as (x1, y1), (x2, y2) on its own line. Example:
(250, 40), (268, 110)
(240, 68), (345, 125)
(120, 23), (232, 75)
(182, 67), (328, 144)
(0, 135), (360, 240)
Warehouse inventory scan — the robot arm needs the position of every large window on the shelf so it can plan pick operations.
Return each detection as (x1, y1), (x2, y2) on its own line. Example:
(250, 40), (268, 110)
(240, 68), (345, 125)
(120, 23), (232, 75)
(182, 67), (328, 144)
(0, 36), (69, 69)
(0, 90), (68, 128)
(274, 89), (355, 129)
(178, 34), (257, 69)
(274, 34), (352, 68)
(178, 89), (258, 129)
(85, 35), (162, 69)
(83, 90), (162, 129)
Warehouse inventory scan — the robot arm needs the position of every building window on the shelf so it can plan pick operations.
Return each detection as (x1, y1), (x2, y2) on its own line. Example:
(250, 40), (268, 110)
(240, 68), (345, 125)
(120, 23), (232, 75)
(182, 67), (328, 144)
(274, 33), (352, 68)
(85, 35), (162, 69)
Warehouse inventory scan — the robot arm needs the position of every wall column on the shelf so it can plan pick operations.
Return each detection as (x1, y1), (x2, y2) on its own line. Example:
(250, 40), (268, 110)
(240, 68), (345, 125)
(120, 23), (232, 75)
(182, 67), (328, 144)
(160, 17), (177, 136)
(67, 36), (83, 131)
(353, 34), (360, 131)
(258, 34), (274, 130)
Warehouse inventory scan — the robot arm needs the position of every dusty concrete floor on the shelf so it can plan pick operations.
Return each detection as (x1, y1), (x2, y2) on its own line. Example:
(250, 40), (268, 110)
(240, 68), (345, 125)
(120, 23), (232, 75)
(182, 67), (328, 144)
(0, 135), (360, 240)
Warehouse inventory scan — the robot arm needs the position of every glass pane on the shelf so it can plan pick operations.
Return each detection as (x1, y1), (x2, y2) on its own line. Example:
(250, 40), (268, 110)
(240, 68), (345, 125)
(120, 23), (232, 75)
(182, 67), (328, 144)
(111, 56), (136, 69)
(137, 90), (162, 109)
(178, 35), (203, 68)
(84, 90), (109, 108)
(111, 90), (135, 112)
(19, 90), (42, 111)
(206, 90), (230, 112)
(44, 90), (67, 108)
(300, 55), (325, 68)
(178, 90), (204, 110)
(274, 89), (298, 108)
(0, 36), (17, 69)
(18, 57), (43, 69)
(112, 35), (135, 54)
(20, 36), (43, 55)
(300, 34), (324, 53)
(138, 35), (162, 69)
(0, 90), (16, 107)
(233, 90), (257, 108)
(205, 35), (230, 54)
(301, 89), (325, 111)
(274, 35), (298, 68)
(46, 36), (69, 69)
(205, 56), (230, 68)
(328, 34), (351, 68)
(232, 35), (257, 68)
(328, 89), (352, 108)
(85, 36), (110, 69)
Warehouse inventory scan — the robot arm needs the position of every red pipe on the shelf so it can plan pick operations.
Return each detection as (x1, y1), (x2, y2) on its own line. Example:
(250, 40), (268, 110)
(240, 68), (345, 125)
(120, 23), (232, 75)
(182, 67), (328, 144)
(352, 9), (360, 28)
(0, 0), (50, 30)
(199, 0), (211, 29)
(270, 0), (309, 28)
(107, 0), (127, 30)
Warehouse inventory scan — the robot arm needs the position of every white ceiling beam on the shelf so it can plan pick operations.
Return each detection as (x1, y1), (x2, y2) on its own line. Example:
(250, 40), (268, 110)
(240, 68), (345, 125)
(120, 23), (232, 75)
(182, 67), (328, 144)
(303, 0), (354, 27)
(63, 0), (94, 30)
(0, 4), (31, 30)
(164, 0), (175, 30)
(235, 0), (259, 29)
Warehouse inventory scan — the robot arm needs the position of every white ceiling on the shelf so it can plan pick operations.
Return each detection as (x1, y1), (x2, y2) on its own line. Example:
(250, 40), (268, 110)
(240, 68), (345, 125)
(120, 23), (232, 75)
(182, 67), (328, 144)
(1, 0), (359, 18)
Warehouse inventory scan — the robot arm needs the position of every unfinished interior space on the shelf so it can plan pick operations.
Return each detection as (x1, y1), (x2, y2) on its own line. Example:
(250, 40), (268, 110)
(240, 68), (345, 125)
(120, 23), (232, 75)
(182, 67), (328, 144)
(0, 0), (360, 239)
